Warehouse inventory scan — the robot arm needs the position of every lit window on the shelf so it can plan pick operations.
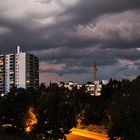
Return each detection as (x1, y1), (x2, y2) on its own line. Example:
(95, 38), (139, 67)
(26, 80), (30, 83)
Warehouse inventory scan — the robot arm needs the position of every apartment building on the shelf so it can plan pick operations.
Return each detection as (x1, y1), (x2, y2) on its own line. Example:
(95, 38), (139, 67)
(0, 55), (5, 93)
(0, 46), (39, 93)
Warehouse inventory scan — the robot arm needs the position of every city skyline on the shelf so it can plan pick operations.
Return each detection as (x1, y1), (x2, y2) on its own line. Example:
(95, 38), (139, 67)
(0, 0), (140, 84)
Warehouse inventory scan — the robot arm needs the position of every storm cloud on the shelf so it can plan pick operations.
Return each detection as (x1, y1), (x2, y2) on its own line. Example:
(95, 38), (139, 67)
(0, 0), (140, 84)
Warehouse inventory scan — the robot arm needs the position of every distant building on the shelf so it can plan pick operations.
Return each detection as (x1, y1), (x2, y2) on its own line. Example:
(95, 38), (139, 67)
(58, 80), (109, 96)
(85, 82), (102, 96)
(62, 81), (82, 90)
(0, 46), (39, 93)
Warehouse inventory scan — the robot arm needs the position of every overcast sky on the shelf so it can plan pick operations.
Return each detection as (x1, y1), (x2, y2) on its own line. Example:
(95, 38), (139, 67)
(0, 0), (140, 84)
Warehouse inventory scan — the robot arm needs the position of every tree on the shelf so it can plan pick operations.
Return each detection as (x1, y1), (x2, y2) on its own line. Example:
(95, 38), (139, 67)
(23, 107), (38, 133)
(39, 83), (47, 96)
(32, 84), (78, 140)
(0, 87), (37, 134)
(106, 77), (140, 140)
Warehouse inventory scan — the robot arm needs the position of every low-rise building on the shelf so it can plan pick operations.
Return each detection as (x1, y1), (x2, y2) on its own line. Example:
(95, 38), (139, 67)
(58, 80), (109, 96)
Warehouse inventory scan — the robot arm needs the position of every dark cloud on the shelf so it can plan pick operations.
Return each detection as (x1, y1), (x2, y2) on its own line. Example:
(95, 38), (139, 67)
(0, 0), (140, 83)
(62, 0), (140, 25)
(41, 66), (89, 75)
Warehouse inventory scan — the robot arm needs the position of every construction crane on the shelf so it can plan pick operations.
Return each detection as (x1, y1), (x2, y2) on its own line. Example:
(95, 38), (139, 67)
(93, 61), (97, 82)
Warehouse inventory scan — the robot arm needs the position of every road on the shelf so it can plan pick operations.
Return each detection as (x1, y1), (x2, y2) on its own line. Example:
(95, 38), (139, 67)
(66, 128), (108, 140)
(67, 134), (96, 140)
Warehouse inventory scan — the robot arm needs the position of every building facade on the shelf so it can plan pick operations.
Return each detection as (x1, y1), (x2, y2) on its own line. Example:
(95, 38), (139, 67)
(0, 55), (5, 93)
(58, 80), (109, 96)
(0, 46), (39, 93)
(5, 54), (15, 92)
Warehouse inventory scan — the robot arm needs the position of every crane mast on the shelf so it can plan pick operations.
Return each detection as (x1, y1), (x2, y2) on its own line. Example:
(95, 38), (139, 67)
(93, 61), (97, 95)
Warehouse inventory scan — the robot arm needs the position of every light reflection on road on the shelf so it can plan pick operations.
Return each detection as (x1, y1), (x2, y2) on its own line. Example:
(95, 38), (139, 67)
(67, 134), (96, 140)
(66, 128), (108, 140)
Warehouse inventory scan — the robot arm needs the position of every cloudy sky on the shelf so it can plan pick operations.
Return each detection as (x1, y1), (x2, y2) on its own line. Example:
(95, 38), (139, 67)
(0, 0), (140, 84)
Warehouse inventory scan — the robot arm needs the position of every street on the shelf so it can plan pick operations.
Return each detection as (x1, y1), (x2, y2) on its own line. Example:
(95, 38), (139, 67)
(67, 134), (96, 140)
(66, 128), (108, 140)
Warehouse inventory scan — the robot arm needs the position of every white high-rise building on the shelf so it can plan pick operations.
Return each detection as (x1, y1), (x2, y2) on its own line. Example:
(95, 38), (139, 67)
(15, 48), (26, 89)
(5, 54), (15, 92)
(0, 46), (39, 93)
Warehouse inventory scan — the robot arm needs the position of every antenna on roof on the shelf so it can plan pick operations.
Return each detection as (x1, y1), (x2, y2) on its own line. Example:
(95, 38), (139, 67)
(17, 46), (20, 54)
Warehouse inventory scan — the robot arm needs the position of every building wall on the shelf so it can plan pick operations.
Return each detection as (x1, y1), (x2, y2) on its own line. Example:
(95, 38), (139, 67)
(26, 53), (39, 89)
(5, 54), (15, 93)
(15, 52), (26, 89)
(2, 47), (39, 93)
(0, 55), (5, 93)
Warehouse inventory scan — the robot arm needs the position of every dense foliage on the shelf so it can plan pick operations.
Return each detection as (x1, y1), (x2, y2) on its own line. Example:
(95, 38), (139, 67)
(31, 84), (78, 139)
(0, 76), (140, 140)
(0, 83), (99, 139)
(0, 87), (37, 133)
(102, 76), (140, 140)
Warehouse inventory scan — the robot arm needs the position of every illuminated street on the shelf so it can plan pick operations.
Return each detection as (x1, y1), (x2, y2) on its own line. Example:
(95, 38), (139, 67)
(67, 134), (96, 140)
(66, 128), (108, 140)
